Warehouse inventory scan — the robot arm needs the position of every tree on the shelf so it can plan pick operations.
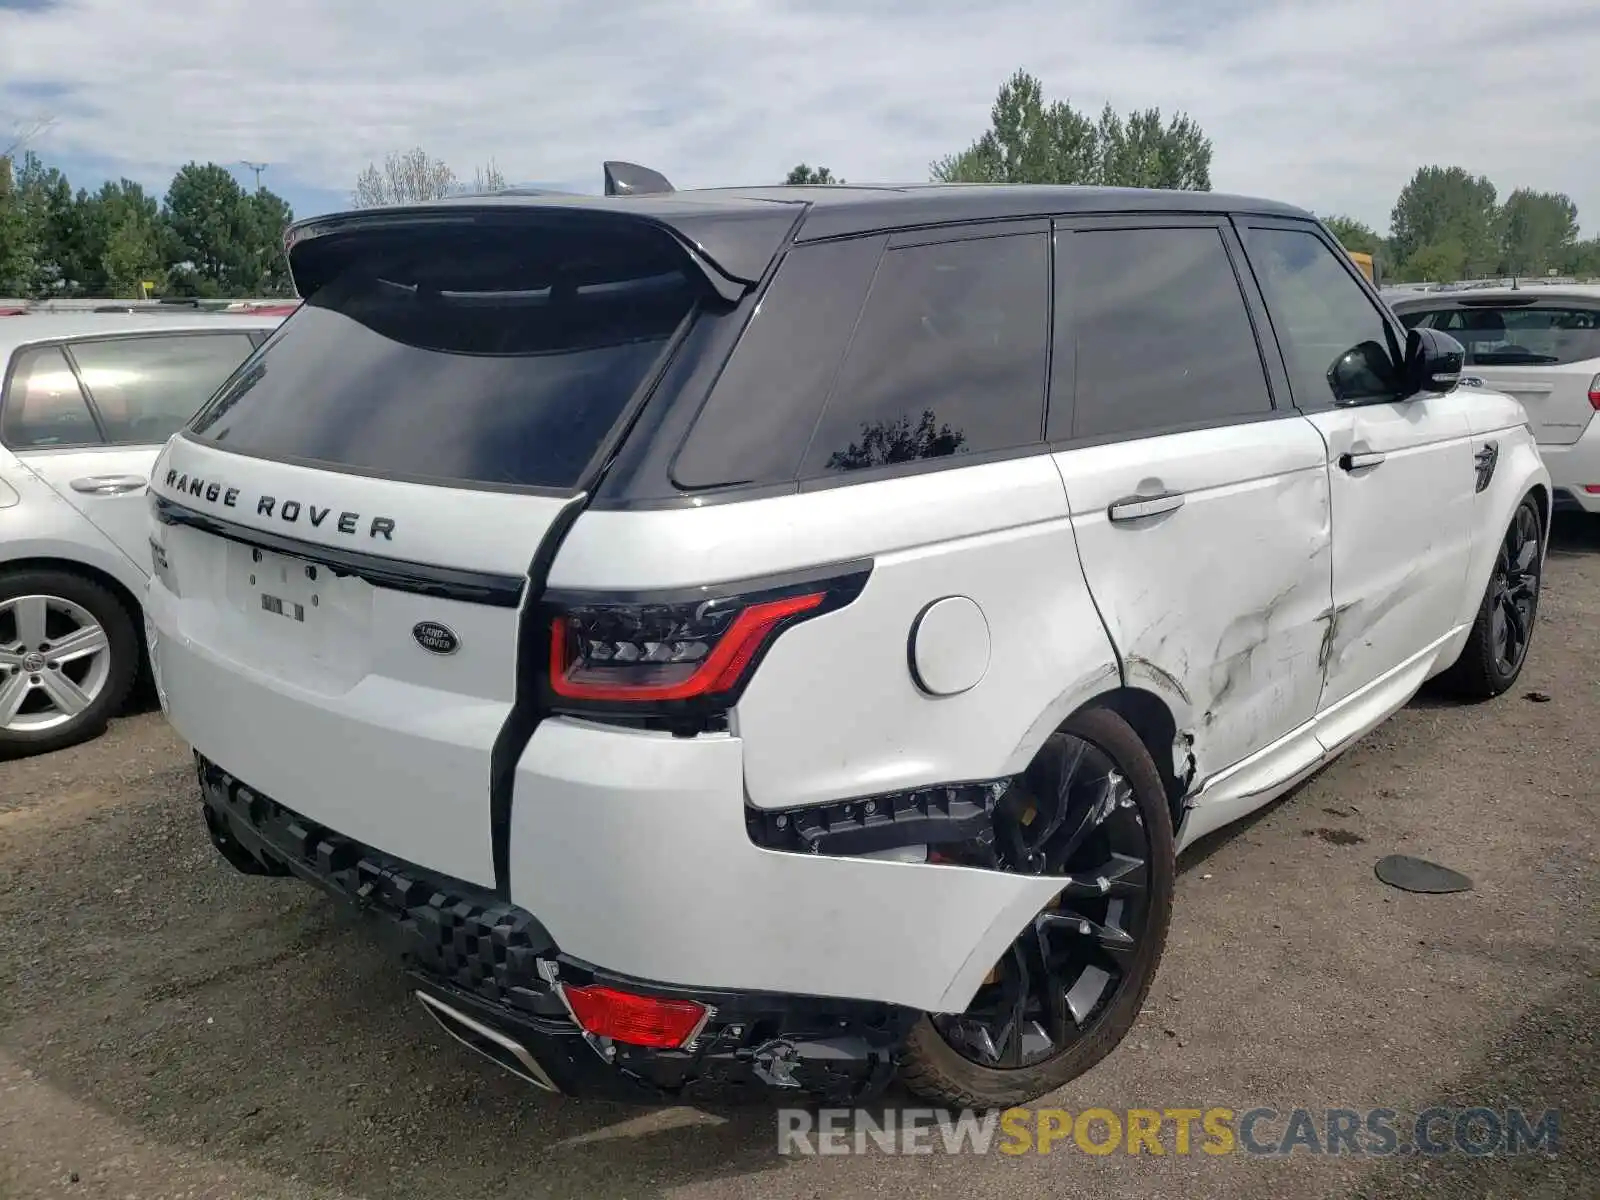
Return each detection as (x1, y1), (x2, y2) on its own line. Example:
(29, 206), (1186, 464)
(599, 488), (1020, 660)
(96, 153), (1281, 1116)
(930, 69), (1210, 190)
(1498, 189), (1578, 277)
(1559, 238), (1600, 279)
(86, 180), (166, 297)
(825, 411), (966, 471)
(1320, 215), (1383, 256)
(163, 162), (292, 296)
(0, 155), (33, 296)
(1390, 166), (1499, 278)
(786, 164), (844, 185)
(352, 147), (457, 207)
(467, 159), (507, 195)
(1399, 239), (1468, 284)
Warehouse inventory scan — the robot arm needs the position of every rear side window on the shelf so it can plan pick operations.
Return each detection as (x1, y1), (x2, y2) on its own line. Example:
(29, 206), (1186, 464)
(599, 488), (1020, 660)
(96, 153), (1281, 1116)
(799, 231), (1049, 476)
(72, 333), (258, 446)
(191, 220), (705, 490)
(672, 236), (885, 489)
(1244, 226), (1401, 407)
(1, 345), (99, 449)
(1062, 226), (1273, 440)
(1398, 305), (1600, 366)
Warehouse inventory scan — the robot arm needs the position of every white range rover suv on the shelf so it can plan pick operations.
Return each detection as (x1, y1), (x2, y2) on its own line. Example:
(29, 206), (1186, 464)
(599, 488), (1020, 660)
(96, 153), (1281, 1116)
(145, 169), (1551, 1108)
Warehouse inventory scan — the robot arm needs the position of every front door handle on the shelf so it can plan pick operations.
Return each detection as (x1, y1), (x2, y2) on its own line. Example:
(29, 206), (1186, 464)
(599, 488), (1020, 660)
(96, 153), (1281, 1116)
(1338, 451), (1387, 472)
(1108, 490), (1185, 523)
(70, 474), (147, 496)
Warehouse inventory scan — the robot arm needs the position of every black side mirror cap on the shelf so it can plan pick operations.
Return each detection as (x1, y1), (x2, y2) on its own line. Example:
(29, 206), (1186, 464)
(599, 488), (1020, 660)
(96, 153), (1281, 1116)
(1404, 327), (1466, 397)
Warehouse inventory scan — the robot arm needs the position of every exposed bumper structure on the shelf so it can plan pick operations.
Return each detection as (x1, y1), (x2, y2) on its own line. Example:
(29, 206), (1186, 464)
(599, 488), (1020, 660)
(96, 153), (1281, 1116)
(197, 754), (916, 1103)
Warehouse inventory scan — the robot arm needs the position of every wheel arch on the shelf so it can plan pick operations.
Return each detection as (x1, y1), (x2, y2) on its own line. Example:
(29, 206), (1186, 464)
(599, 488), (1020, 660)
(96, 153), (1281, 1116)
(1069, 686), (1188, 834)
(0, 555), (146, 644)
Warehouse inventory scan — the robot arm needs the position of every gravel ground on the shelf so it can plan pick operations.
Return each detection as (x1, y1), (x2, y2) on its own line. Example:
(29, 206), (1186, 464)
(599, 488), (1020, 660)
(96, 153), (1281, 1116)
(2, 516), (1596, 1200)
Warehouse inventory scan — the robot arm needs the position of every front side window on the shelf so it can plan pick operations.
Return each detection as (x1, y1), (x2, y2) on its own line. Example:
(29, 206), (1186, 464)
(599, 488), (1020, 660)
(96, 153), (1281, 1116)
(1064, 226), (1274, 440)
(0, 346), (100, 450)
(799, 231), (1050, 476)
(71, 333), (259, 446)
(1398, 304), (1600, 366)
(1245, 226), (1402, 407)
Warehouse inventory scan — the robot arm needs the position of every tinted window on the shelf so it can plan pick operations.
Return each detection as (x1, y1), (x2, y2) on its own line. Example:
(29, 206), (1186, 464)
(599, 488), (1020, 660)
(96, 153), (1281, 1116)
(1065, 227), (1273, 440)
(191, 220), (704, 489)
(799, 231), (1048, 476)
(673, 236), (884, 489)
(1397, 304), (1600, 366)
(1246, 226), (1401, 406)
(1, 346), (100, 449)
(71, 333), (257, 446)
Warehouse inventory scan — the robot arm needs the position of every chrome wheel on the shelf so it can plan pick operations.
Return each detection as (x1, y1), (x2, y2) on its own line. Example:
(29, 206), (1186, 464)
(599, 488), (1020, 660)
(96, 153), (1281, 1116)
(0, 594), (113, 733)
(931, 733), (1154, 1069)
(1490, 503), (1541, 675)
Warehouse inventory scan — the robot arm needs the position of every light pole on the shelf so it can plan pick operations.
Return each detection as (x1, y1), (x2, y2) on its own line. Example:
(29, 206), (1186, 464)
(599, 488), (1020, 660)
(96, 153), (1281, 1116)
(238, 160), (268, 191)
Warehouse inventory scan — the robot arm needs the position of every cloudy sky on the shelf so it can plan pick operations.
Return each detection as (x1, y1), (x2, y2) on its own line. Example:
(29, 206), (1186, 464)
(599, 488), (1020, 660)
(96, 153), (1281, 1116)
(3, 0), (1598, 233)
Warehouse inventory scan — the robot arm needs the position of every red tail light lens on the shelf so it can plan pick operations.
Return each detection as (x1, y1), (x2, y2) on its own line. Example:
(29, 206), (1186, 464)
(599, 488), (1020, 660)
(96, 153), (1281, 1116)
(561, 984), (706, 1048)
(1587, 373), (1600, 410)
(545, 564), (870, 714)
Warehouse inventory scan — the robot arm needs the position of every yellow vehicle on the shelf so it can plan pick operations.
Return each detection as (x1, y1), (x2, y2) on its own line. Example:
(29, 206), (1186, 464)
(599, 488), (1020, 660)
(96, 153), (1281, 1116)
(1348, 250), (1379, 286)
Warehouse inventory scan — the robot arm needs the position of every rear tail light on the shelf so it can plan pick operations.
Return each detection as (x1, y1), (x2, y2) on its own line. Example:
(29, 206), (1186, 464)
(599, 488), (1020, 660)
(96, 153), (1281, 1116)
(1588, 373), (1600, 410)
(544, 563), (869, 717)
(561, 983), (707, 1049)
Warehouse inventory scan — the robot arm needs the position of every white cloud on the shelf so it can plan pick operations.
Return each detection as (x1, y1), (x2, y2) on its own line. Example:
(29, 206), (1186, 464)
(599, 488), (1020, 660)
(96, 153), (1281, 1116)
(3, 0), (1598, 232)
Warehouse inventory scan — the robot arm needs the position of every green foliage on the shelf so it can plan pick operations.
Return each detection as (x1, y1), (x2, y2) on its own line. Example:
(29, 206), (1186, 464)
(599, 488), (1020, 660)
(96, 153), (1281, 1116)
(785, 164), (844, 185)
(1320, 215), (1383, 256)
(1499, 189), (1579, 277)
(1389, 166), (1500, 280)
(0, 155), (293, 300)
(930, 69), (1211, 190)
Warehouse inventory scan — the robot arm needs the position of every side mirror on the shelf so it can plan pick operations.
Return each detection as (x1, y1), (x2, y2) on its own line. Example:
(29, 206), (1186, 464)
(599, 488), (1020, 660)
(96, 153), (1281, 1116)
(1403, 327), (1465, 397)
(1328, 339), (1403, 405)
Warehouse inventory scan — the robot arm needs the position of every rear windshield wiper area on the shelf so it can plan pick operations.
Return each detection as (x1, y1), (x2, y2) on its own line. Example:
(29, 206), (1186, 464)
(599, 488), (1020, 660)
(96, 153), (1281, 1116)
(1469, 351), (1561, 365)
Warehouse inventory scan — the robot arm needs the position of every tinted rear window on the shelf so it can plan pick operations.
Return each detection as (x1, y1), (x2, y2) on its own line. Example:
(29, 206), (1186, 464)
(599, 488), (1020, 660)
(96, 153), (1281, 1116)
(1398, 304), (1600, 366)
(190, 220), (704, 489)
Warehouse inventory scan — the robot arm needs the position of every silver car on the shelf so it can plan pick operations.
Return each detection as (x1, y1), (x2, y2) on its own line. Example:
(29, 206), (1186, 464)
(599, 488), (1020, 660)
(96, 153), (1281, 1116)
(0, 311), (282, 756)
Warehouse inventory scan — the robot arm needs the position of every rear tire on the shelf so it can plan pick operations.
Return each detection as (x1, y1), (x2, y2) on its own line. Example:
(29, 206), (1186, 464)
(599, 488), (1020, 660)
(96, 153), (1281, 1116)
(1432, 495), (1544, 702)
(0, 568), (139, 758)
(897, 707), (1176, 1109)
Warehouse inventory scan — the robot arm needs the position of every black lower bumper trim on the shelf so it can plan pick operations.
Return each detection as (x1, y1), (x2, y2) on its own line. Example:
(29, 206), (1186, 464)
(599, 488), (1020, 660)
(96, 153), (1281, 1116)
(196, 754), (916, 1103)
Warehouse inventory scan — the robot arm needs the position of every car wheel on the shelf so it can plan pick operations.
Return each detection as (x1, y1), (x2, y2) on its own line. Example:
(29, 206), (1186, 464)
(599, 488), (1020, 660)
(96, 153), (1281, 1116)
(898, 707), (1176, 1109)
(0, 568), (138, 758)
(1432, 495), (1544, 702)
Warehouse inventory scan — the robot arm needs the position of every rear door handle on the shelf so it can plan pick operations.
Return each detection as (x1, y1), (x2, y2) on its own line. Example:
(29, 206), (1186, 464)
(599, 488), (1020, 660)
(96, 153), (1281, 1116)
(70, 474), (147, 496)
(1107, 490), (1185, 523)
(1338, 451), (1386, 472)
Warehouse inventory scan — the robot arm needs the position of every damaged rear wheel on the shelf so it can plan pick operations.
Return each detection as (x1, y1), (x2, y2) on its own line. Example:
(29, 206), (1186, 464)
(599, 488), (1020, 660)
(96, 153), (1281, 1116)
(898, 707), (1175, 1109)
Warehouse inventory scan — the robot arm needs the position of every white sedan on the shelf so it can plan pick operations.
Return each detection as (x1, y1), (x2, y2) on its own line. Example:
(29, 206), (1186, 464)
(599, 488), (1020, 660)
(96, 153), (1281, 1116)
(0, 310), (283, 756)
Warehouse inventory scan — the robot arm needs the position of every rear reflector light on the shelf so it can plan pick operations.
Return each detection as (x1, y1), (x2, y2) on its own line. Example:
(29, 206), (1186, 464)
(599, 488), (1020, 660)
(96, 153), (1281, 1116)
(561, 984), (706, 1048)
(1588, 373), (1600, 410)
(1584, 485), (1600, 495)
(545, 564), (870, 714)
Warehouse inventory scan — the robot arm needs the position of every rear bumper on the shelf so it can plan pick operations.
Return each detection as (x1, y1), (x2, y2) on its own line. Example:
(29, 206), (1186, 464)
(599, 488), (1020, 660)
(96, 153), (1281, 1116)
(1541, 419), (1600, 513)
(197, 753), (915, 1104)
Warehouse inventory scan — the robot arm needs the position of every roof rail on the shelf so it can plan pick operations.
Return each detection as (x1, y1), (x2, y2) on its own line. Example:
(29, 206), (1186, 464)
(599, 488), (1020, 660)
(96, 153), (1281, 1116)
(603, 161), (674, 197)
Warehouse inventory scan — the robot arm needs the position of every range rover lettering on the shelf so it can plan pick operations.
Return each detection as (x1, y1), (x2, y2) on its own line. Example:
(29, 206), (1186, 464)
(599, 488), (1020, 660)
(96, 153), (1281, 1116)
(145, 165), (1550, 1107)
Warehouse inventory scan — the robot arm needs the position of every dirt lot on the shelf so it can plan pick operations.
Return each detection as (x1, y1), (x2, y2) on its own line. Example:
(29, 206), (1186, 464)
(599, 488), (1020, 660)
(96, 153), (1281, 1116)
(2, 517), (1596, 1200)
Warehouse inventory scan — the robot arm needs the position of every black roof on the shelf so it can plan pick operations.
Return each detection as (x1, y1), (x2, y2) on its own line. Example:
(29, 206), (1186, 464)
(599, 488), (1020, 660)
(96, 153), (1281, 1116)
(287, 184), (1315, 295)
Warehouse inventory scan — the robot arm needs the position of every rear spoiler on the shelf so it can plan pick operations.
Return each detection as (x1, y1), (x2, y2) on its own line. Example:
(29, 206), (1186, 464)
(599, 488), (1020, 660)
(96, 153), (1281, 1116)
(284, 162), (798, 304)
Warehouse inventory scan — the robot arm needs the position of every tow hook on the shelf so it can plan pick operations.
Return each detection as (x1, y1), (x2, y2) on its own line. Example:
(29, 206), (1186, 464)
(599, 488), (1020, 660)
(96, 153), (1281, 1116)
(748, 1039), (804, 1089)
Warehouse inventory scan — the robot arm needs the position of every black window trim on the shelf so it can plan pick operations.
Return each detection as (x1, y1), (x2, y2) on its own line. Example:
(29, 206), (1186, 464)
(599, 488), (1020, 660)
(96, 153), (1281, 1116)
(791, 218), (1056, 490)
(1231, 214), (1407, 413)
(1044, 213), (1292, 452)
